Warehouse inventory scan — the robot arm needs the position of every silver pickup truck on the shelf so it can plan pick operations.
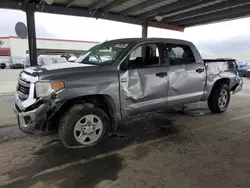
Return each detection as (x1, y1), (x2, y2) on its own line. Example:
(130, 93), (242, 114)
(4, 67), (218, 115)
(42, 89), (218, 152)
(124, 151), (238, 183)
(14, 38), (243, 148)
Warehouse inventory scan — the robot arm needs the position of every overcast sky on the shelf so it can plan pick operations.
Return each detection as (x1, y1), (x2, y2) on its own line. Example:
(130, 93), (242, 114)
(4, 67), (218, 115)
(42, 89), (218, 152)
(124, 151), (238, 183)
(1, 9), (250, 60)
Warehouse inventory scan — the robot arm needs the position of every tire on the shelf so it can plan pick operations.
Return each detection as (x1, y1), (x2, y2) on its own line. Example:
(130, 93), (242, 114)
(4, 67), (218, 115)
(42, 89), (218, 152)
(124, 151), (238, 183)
(208, 83), (231, 113)
(58, 103), (110, 148)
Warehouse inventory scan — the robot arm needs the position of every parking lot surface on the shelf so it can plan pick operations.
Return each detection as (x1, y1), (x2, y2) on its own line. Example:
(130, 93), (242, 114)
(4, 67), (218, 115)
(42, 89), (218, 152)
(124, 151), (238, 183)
(0, 69), (21, 94)
(0, 76), (249, 188)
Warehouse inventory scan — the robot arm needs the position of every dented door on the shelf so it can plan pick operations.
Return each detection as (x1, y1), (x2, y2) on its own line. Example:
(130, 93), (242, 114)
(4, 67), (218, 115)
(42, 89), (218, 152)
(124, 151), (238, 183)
(119, 42), (168, 117)
(166, 63), (206, 106)
(165, 43), (206, 107)
(119, 67), (168, 116)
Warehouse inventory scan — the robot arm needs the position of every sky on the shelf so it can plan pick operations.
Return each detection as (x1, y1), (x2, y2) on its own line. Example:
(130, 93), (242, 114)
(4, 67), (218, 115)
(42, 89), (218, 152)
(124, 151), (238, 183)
(1, 9), (250, 60)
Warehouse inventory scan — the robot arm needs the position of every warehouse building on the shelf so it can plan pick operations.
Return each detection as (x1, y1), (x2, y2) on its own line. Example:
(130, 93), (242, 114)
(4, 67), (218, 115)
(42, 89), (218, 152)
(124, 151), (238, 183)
(0, 36), (99, 65)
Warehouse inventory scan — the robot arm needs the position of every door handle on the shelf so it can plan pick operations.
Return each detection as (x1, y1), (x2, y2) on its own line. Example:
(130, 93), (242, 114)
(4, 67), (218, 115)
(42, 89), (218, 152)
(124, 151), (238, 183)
(120, 78), (127, 83)
(156, 72), (168, 77)
(196, 68), (204, 73)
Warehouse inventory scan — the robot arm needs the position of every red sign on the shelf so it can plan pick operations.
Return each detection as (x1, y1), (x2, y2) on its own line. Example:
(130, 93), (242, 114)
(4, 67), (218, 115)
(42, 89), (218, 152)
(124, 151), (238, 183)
(0, 48), (11, 56)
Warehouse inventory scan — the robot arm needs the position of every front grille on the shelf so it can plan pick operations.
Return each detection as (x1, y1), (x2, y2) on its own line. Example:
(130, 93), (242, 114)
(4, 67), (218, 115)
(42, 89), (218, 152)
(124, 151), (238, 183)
(18, 84), (29, 94)
(17, 78), (30, 100)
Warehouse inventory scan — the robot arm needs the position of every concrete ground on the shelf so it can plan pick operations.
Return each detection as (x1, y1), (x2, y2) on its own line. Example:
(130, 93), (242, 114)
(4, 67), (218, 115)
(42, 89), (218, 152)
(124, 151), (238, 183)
(0, 74), (249, 188)
(0, 69), (21, 94)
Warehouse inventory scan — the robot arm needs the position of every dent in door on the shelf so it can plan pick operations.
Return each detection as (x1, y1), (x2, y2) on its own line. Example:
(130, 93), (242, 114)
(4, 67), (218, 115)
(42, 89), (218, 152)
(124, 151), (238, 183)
(167, 64), (205, 105)
(168, 65), (188, 98)
(120, 70), (167, 115)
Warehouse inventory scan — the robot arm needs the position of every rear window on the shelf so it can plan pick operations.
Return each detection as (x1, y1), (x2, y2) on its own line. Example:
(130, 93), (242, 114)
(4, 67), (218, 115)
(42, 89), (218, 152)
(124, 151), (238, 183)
(165, 44), (195, 65)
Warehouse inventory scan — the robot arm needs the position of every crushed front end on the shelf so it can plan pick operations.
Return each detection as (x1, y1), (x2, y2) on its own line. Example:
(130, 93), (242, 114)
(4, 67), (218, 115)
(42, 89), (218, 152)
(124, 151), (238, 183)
(13, 70), (63, 134)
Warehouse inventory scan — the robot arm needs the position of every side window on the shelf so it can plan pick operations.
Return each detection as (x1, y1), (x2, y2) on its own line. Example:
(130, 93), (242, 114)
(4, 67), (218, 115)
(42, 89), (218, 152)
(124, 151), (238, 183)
(165, 44), (195, 66)
(128, 44), (160, 69)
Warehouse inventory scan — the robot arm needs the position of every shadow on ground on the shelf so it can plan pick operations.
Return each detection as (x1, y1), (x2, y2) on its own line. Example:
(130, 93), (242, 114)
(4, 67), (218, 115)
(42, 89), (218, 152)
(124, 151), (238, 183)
(3, 154), (123, 188)
(1, 109), (199, 188)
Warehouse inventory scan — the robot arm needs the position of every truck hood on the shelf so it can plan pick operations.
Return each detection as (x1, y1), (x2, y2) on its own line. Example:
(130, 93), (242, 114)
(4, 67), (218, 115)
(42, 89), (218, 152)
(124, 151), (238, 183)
(23, 63), (100, 80)
(25, 62), (94, 73)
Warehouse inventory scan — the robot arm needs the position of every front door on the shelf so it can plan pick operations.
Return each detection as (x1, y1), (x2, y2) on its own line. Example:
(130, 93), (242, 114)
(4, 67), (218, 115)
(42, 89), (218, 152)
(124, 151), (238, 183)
(165, 43), (206, 106)
(119, 43), (168, 117)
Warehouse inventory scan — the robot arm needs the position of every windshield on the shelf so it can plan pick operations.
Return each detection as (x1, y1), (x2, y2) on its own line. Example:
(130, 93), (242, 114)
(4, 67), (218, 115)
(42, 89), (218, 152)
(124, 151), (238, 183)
(75, 41), (130, 65)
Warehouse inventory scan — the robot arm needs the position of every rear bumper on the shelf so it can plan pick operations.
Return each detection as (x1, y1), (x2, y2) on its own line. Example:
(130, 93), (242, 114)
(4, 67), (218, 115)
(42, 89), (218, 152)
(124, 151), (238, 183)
(14, 102), (48, 134)
(232, 78), (243, 94)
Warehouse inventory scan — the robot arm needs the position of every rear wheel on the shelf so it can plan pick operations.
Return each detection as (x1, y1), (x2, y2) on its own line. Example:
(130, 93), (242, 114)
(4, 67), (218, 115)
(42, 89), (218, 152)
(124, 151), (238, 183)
(58, 103), (110, 148)
(208, 84), (230, 113)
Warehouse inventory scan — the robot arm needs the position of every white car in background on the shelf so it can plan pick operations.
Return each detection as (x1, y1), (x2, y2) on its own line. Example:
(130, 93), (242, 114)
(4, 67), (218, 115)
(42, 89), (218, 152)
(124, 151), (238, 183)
(38, 55), (68, 65)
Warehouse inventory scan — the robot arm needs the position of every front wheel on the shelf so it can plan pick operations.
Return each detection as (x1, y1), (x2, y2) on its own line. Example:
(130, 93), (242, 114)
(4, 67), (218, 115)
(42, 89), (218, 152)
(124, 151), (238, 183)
(58, 103), (110, 148)
(208, 84), (231, 113)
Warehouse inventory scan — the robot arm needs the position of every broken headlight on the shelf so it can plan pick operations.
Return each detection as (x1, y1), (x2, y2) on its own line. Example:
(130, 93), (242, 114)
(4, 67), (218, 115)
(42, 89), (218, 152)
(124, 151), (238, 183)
(35, 81), (64, 98)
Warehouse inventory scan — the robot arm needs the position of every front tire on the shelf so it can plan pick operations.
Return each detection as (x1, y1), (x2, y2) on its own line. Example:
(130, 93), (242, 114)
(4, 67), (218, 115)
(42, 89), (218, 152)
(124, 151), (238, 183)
(58, 103), (110, 148)
(208, 84), (230, 113)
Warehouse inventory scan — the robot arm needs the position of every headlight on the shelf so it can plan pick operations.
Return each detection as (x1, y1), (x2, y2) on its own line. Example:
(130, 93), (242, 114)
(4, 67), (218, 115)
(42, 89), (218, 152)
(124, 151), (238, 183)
(248, 69), (250, 72)
(35, 81), (64, 98)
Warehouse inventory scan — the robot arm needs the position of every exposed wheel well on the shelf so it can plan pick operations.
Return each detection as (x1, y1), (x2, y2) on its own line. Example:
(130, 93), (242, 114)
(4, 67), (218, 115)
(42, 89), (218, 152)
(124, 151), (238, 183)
(215, 78), (230, 86)
(209, 78), (230, 99)
(49, 94), (117, 131)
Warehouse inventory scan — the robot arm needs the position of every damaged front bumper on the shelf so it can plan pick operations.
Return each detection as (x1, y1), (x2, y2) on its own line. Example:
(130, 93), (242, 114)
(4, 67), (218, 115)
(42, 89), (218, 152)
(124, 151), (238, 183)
(14, 95), (49, 134)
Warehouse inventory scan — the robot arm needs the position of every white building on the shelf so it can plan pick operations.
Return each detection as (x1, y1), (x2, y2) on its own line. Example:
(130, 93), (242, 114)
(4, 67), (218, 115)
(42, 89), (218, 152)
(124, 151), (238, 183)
(0, 36), (99, 64)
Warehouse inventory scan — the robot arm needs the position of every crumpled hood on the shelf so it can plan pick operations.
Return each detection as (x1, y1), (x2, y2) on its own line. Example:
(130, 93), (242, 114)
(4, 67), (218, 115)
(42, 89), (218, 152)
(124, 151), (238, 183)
(25, 62), (94, 73)
(23, 62), (100, 80)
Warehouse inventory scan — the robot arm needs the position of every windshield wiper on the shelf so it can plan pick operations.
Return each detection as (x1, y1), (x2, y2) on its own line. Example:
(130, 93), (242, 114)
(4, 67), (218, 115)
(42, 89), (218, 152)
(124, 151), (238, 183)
(79, 60), (113, 66)
(78, 61), (99, 65)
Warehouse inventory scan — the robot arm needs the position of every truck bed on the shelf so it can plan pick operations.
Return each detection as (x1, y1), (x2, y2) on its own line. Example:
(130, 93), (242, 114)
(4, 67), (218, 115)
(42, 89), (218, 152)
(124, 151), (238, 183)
(204, 58), (237, 71)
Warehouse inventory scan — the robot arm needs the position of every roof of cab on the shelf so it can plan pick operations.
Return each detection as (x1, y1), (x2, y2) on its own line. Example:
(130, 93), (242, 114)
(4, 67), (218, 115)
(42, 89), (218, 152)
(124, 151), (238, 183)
(105, 38), (194, 45)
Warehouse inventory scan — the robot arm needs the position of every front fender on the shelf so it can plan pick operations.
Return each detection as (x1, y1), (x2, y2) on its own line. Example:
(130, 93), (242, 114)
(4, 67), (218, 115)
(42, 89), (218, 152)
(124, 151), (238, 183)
(56, 82), (121, 121)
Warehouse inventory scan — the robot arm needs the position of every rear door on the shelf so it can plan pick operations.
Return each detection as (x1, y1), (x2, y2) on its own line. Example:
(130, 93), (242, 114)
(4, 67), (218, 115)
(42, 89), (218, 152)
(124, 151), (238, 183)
(119, 42), (169, 116)
(164, 43), (206, 106)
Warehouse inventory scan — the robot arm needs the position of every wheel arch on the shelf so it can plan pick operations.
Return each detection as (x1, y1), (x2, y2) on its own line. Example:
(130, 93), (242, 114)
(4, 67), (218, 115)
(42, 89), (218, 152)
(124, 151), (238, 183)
(206, 78), (230, 99)
(50, 94), (118, 131)
(212, 78), (230, 91)
(207, 79), (231, 113)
